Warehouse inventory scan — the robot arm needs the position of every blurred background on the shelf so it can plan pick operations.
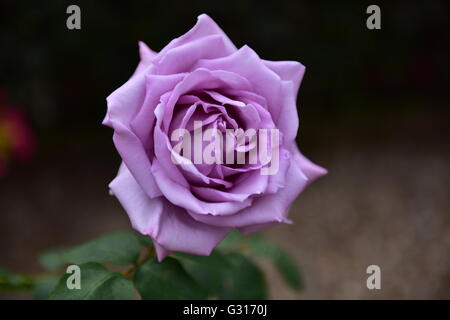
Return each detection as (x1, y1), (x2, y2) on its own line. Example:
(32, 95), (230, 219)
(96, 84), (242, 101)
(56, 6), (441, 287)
(0, 1), (449, 299)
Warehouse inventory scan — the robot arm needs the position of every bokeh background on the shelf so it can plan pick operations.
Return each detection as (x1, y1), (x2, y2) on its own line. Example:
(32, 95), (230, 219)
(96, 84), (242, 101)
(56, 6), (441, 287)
(1, 1), (449, 299)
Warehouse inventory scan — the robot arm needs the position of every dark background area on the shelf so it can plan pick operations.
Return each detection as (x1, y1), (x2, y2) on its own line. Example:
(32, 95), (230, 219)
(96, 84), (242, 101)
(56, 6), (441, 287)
(1, 1), (449, 298)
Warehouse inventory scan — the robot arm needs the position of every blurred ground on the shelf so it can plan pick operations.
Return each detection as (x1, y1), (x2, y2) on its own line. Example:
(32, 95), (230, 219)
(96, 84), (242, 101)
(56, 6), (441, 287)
(1, 114), (449, 299)
(267, 136), (450, 299)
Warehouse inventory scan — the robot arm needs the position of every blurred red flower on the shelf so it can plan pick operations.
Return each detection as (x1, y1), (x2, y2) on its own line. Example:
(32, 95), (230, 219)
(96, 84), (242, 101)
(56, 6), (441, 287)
(0, 88), (36, 177)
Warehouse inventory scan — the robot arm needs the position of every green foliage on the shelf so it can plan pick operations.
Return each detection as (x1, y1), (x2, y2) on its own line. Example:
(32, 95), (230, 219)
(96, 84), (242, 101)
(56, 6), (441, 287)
(174, 251), (231, 297)
(219, 231), (303, 291)
(216, 229), (243, 251)
(32, 277), (59, 300)
(134, 234), (153, 248)
(49, 263), (134, 300)
(175, 251), (267, 299)
(134, 257), (207, 300)
(39, 249), (68, 272)
(249, 235), (302, 291)
(218, 253), (267, 299)
(1, 230), (301, 300)
(39, 232), (142, 271)
(0, 268), (34, 290)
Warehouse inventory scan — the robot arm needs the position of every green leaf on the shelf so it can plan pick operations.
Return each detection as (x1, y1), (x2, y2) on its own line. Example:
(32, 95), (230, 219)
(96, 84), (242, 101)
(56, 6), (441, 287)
(39, 232), (141, 271)
(0, 268), (34, 290)
(250, 235), (302, 291)
(174, 251), (231, 297)
(175, 251), (267, 299)
(32, 277), (58, 300)
(217, 230), (243, 251)
(39, 249), (67, 272)
(272, 251), (302, 290)
(49, 262), (134, 300)
(219, 253), (267, 299)
(135, 234), (153, 247)
(134, 257), (207, 300)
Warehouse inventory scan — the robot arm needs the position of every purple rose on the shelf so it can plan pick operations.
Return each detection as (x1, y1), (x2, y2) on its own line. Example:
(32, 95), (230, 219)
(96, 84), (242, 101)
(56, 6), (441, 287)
(103, 14), (326, 261)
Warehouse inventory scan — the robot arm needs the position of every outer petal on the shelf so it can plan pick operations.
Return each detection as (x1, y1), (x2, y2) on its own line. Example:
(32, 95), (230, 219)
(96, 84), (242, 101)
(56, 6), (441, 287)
(109, 164), (230, 261)
(139, 41), (157, 64)
(152, 199), (230, 258)
(154, 14), (236, 61)
(264, 60), (306, 145)
(153, 242), (172, 261)
(133, 41), (157, 75)
(103, 69), (147, 127)
(187, 148), (309, 228)
(276, 80), (299, 144)
(238, 222), (281, 235)
(265, 147), (291, 194)
(130, 73), (187, 159)
(104, 70), (162, 198)
(290, 143), (328, 183)
(109, 164), (162, 235)
(153, 35), (233, 75)
(111, 124), (162, 198)
(188, 144), (326, 229)
(263, 60), (305, 95)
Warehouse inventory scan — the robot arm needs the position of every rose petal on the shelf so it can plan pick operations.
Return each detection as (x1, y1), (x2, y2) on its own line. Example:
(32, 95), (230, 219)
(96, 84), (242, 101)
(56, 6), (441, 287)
(103, 69), (148, 127)
(109, 164), (230, 260)
(275, 80), (299, 144)
(191, 169), (268, 202)
(204, 90), (246, 107)
(133, 41), (157, 76)
(151, 159), (253, 215)
(238, 221), (285, 235)
(154, 14), (236, 61)
(263, 60), (305, 94)
(162, 68), (252, 130)
(291, 143), (328, 183)
(152, 199), (230, 257)
(104, 71), (162, 198)
(130, 73), (187, 158)
(194, 45), (284, 122)
(109, 164), (163, 235)
(153, 35), (232, 75)
(154, 102), (233, 189)
(187, 147), (310, 228)
(153, 242), (172, 261)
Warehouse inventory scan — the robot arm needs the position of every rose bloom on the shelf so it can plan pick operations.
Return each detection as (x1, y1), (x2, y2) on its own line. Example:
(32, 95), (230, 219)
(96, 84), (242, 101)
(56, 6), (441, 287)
(103, 14), (326, 260)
